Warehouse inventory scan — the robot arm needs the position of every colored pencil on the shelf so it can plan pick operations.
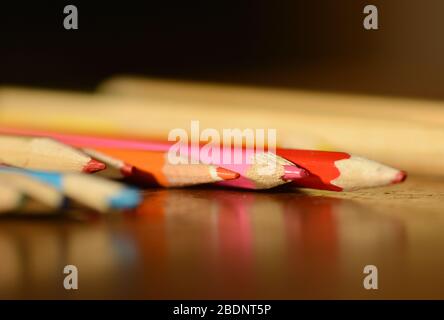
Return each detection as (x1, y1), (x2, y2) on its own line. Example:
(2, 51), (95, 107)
(0, 128), (307, 190)
(0, 167), (141, 212)
(0, 135), (106, 173)
(0, 182), (60, 215)
(212, 150), (306, 189)
(0, 167), (65, 208)
(0, 86), (442, 175)
(82, 147), (240, 187)
(80, 148), (134, 180)
(276, 149), (406, 191)
(0, 182), (24, 213)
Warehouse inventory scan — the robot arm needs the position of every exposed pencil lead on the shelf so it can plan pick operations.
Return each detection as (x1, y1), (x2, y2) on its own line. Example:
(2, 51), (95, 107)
(216, 167), (240, 181)
(282, 165), (309, 181)
(120, 163), (135, 176)
(83, 159), (107, 173)
(392, 170), (407, 184)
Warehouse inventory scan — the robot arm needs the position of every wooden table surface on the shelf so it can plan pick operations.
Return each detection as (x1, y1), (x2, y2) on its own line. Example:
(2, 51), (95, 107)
(1, 175), (444, 299)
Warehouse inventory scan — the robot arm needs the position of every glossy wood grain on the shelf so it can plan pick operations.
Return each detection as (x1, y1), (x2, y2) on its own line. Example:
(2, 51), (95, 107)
(1, 175), (443, 299)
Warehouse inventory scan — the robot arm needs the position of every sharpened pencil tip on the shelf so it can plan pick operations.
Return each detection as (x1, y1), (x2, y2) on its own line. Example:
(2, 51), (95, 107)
(282, 165), (309, 181)
(392, 170), (407, 184)
(108, 188), (141, 209)
(83, 159), (107, 173)
(216, 167), (240, 181)
(120, 163), (134, 177)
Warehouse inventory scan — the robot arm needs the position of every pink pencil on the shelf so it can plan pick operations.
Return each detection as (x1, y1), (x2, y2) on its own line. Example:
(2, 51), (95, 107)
(0, 127), (307, 190)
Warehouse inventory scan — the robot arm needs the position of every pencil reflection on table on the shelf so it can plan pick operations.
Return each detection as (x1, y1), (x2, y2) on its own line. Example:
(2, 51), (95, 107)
(0, 188), (408, 299)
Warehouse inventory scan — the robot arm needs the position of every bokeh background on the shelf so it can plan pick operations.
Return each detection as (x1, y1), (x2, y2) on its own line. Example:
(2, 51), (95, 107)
(2, 0), (444, 98)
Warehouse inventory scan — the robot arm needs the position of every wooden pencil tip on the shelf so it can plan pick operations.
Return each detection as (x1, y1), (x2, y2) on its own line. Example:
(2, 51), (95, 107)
(392, 170), (407, 184)
(83, 159), (107, 173)
(282, 165), (309, 181)
(216, 167), (240, 181)
(120, 163), (135, 177)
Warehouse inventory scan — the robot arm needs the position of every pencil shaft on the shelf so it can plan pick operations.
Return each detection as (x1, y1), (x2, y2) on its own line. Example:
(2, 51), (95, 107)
(0, 169), (64, 208)
(0, 182), (24, 213)
(0, 134), (105, 173)
(84, 147), (236, 187)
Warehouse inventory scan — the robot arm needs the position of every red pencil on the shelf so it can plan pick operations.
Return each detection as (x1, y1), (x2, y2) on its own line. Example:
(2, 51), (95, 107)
(277, 149), (406, 191)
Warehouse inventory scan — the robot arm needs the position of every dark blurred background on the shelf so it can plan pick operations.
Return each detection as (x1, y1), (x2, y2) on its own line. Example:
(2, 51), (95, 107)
(1, 1), (443, 99)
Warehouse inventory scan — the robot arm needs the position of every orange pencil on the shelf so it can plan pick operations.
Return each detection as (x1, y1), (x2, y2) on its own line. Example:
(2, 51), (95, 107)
(83, 147), (239, 187)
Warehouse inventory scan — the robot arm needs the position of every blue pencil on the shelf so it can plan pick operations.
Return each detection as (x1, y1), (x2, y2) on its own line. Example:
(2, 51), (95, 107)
(0, 167), (141, 212)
